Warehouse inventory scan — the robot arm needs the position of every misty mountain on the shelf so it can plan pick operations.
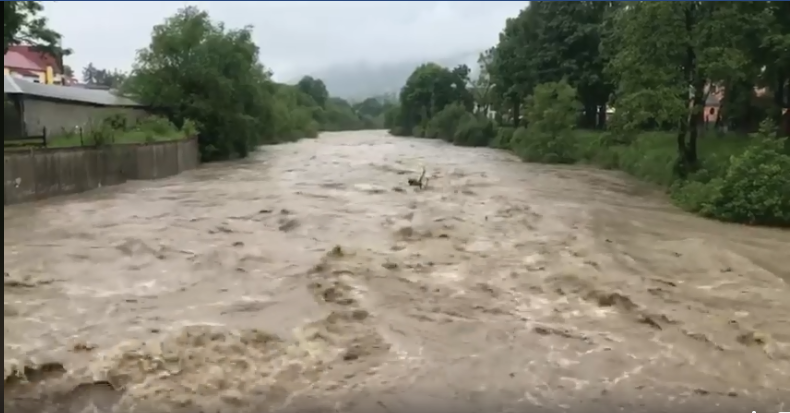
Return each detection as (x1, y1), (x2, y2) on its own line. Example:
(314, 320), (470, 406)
(294, 51), (481, 101)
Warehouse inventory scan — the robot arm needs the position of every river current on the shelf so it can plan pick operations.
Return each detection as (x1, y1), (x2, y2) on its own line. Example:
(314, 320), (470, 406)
(4, 131), (789, 412)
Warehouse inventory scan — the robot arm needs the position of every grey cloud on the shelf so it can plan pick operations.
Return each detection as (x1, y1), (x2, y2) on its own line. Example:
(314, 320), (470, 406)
(44, 1), (526, 81)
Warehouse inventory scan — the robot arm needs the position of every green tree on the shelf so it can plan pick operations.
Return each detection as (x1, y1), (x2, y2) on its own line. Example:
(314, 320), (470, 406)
(353, 97), (384, 119)
(4, 1), (64, 54)
(82, 63), (127, 88)
(489, 2), (618, 129)
(512, 80), (581, 163)
(762, 2), (790, 136)
(393, 62), (473, 136)
(471, 48), (495, 117)
(607, 1), (764, 169)
(124, 6), (278, 161)
(385, 0), (787, 226)
(296, 76), (329, 108)
(489, 6), (540, 127)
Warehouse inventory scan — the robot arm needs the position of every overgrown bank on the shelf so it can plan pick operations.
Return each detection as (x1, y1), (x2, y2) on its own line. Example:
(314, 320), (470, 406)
(384, 1), (788, 227)
(385, 80), (788, 227)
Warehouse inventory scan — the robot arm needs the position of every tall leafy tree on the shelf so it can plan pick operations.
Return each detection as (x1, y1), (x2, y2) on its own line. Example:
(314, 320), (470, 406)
(124, 6), (277, 161)
(470, 48), (495, 117)
(4, 1), (68, 56)
(607, 1), (764, 167)
(296, 76), (329, 108)
(394, 62), (473, 135)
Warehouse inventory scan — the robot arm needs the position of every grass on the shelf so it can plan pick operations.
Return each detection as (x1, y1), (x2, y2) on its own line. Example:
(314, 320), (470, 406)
(46, 128), (185, 148)
(4, 115), (193, 150)
(573, 129), (753, 187)
(564, 128), (788, 226)
(576, 131), (753, 186)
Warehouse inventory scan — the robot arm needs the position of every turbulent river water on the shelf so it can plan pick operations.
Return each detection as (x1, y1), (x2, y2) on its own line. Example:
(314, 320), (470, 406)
(4, 131), (789, 412)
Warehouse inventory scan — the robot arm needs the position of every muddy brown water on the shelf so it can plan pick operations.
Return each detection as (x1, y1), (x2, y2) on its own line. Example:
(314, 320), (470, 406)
(4, 131), (789, 412)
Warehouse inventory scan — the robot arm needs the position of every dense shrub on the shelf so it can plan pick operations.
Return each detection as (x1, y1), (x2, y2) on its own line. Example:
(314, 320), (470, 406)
(425, 103), (468, 141)
(702, 135), (790, 226)
(453, 114), (496, 147)
(490, 126), (515, 149)
(510, 81), (580, 163)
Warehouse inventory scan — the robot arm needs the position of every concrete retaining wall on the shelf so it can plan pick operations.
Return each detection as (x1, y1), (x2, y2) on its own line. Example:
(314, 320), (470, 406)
(4, 137), (199, 205)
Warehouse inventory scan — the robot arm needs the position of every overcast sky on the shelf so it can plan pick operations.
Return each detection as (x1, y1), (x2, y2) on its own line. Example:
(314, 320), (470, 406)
(43, 1), (526, 81)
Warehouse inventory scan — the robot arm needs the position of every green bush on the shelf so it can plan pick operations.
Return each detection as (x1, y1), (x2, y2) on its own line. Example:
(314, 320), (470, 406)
(425, 103), (468, 141)
(511, 126), (578, 164)
(181, 119), (199, 137)
(453, 114), (496, 147)
(103, 112), (129, 131)
(490, 126), (515, 149)
(569, 125), (788, 227)
(702, 135), (790, 226)
(511, 81), (581, 164)
(136, 115), (177, 136)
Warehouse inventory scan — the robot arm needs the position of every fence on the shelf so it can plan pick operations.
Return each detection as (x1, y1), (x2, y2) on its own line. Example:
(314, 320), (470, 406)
(4, 137), (199, 205)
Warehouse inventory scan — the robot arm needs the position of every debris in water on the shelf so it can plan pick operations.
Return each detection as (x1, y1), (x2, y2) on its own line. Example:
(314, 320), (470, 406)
(381, 262), (398, 270)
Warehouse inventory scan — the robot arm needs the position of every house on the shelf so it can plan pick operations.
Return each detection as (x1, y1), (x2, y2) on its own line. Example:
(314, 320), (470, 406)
(4, 45), (71, 85)
(4, 74), (146, 141)
(703, 84), (788, 128)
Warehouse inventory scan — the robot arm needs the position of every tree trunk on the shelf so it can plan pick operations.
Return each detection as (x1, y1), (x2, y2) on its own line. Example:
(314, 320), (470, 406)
(512, 98), (520, 127)
(687, 79), (705, 165)
(776, 74), (788, 137)
(582, 103), (597, 129)
(597, 104), (607, 129)
(676, 118), (688, 159)
(679, 3), (698, 166)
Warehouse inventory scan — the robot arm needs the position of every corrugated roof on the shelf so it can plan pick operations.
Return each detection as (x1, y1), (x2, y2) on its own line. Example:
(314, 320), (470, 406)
(4, 74), (22, 93)
(4, 74), (142, 107)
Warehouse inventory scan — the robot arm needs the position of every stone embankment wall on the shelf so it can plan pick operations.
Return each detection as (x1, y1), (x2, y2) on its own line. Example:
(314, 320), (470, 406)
(4, 137), (199, 205)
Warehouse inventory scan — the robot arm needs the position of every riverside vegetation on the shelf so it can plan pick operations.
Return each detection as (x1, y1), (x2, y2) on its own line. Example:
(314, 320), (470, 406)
(5, 4), (394, 159)
(384, 1), (789, 227)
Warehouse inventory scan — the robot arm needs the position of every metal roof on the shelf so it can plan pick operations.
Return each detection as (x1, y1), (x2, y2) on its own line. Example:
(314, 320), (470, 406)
(4, 74), (22, 93)
(3, 74), (142, 107)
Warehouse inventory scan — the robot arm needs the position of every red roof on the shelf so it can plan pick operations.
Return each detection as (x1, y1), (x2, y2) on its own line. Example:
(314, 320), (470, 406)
(5, 45), (60, 73)
(4, 51), (43, 71)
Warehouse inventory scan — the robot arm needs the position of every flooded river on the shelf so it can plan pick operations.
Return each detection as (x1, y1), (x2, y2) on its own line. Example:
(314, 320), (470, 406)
(4, 131), (789, 412)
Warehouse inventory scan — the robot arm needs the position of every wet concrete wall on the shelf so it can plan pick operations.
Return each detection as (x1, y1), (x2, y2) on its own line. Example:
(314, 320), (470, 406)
(3, 137), (199, 205)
